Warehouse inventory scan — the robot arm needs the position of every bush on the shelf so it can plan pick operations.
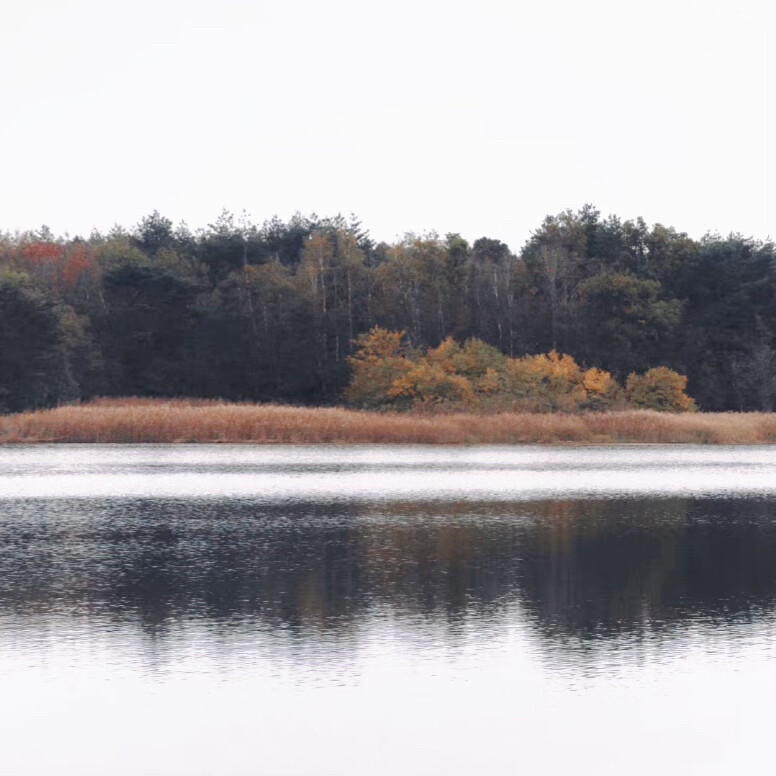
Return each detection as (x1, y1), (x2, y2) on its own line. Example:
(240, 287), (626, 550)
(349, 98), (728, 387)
(626, 367), (697, 412)
(503, 351), (588, 412)
(345, 329), (695, 413)
(343, 327), (413, 409)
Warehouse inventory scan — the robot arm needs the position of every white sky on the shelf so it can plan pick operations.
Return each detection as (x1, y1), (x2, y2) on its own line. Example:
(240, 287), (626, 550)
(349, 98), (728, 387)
(0, 0), (772, 251)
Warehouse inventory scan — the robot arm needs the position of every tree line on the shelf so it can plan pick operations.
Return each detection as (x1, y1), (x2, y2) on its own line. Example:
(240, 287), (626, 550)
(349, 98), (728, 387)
(0, 206), (774, 413)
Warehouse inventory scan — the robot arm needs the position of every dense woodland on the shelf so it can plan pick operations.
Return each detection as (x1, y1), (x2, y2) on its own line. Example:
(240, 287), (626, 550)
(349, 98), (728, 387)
(1, 206), (774, 413)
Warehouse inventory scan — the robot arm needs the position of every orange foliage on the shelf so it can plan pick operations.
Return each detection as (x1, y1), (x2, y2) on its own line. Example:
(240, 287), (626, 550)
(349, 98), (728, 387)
(346, 330), (695, 413)
(10, 240), (97, 294)
(505, 350), (587, 412)
(626, 367), (697, 412)
(61, 243), (96, 290)
(344, 328), (413, 409)
(21, 241), (64, 265)
(388, 362), (475, 407)
(582, 367), (622, 409)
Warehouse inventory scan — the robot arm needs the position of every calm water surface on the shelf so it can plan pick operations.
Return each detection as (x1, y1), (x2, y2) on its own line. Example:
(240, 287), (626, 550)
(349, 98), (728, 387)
(1, 445), (775, 775)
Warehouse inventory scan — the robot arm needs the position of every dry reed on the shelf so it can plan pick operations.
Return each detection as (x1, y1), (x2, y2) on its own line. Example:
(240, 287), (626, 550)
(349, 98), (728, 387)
(1, 398), (776, 445)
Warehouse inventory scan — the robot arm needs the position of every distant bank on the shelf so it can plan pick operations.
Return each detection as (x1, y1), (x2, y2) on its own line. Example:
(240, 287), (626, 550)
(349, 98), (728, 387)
(1, 398), (775, 445)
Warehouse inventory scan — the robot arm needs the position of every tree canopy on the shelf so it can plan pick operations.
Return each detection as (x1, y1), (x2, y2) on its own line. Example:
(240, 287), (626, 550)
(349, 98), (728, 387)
(0, 207), (773, 413)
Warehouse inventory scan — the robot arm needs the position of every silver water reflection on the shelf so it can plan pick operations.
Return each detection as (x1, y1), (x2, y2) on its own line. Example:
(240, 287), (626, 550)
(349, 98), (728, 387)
(3, 443), (776, 500)
(1, 445), (776, 775)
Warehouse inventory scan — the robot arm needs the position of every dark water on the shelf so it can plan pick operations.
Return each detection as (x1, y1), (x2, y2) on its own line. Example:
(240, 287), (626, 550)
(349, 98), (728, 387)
(1, 446), (775, 775)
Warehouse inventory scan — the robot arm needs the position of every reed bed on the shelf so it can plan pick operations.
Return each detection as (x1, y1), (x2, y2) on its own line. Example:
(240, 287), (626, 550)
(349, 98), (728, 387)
(1, 398), (776, 444)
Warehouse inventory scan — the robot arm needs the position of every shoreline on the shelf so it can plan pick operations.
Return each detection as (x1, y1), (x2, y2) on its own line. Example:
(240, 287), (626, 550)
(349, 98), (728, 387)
(1, 398), (776, 445)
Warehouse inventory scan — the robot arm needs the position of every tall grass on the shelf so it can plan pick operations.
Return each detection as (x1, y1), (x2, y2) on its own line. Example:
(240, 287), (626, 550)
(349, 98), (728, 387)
(1, 398), (776, 444)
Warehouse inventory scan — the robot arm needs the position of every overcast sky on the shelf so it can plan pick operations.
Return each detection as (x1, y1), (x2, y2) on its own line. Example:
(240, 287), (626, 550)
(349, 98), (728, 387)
(0, 0), (772, 251)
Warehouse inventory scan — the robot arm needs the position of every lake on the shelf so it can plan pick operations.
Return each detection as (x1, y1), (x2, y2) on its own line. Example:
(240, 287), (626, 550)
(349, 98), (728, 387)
(1, 445), (775, 775)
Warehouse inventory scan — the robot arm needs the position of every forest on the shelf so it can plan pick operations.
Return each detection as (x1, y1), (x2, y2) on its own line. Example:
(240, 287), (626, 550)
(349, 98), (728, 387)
(1, 205), (774, 414)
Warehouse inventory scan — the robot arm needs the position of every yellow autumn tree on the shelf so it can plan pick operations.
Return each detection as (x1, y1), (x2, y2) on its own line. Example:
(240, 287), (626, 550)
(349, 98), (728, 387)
(451, 338), (507, 380)
(626, 367), (697, 412)
(581, 367), (622, 410)
(425, 338), (507, 397)
(344, 327), (412, 409)
(424, 337), (463, 374)
(388, 362), (475, 408)
(504, 351), (588, 412)
(368, 336), (504, 410)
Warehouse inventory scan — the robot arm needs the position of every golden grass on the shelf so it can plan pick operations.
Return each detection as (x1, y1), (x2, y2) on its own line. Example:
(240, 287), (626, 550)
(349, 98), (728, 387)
(1, 398), (776, 444)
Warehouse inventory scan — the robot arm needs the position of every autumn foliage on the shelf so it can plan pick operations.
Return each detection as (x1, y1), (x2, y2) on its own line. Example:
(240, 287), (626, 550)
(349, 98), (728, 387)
(626, 367), (697, 412)
(3, 208), (773, 415)
(345, 328), (695, 413)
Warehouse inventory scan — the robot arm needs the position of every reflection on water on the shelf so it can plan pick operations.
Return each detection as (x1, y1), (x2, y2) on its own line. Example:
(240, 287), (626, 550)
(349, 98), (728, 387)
(1, 446), (776, 775)
(4, 497), (776, 640)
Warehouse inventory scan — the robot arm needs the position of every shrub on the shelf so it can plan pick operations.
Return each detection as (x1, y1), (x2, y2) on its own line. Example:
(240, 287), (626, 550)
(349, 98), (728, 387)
(388, 362), (475, 408)
(581, 367), (622, 410)
(345, 330), (695, 413)
(503, 351), (587, 412)
(626, 367), (697, 412)
(344, 327), (412, 409)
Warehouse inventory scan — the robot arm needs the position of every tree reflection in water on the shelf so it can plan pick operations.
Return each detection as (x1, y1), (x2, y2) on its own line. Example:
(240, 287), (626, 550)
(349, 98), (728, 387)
(1, 496), (776, 659)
